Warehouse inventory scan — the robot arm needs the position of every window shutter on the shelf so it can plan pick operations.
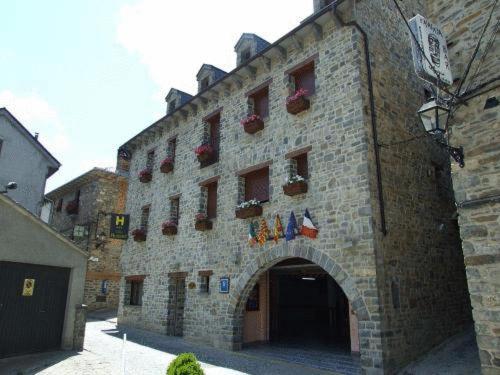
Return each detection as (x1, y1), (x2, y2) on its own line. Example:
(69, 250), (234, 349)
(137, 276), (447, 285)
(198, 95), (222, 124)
(295, 153), (308, 179)
(206, 182), (218, 219)
(209, 114), (220, 162)
(293, 62), (315, 94)
(169, 138), (176, 161)
(253, 88), (269, 118)
(245, 167), (269, 202)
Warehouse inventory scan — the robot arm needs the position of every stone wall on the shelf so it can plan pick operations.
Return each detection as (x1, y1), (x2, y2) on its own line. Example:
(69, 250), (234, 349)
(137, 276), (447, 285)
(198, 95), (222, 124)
(48, 170), (127, 310)
(426, 1), (500, 372)
(349, 0), (473, 372)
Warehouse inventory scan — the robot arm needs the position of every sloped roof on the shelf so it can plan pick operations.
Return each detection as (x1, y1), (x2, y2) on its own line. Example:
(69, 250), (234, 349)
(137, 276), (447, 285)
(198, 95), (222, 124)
(234, 33), (271, 53)
(165, 88), (193, 106)
(196, 64), (227, 81)
(46, 167), (126, 200)
(0, 107), (61, 177)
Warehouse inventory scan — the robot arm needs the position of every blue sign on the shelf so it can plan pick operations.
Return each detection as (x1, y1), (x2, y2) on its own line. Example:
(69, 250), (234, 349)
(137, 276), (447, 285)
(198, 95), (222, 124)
(101, 280), (109, 295)
(219, 277), (230, 293)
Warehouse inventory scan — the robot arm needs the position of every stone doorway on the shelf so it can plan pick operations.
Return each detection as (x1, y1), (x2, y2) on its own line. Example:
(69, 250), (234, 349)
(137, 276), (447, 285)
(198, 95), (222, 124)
(167, 272), (186, 336)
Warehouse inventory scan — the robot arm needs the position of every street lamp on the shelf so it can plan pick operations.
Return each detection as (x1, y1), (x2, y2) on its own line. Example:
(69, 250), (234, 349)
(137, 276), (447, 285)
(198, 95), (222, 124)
(418, 98), (450, 134)
(0, 182), (17, 194)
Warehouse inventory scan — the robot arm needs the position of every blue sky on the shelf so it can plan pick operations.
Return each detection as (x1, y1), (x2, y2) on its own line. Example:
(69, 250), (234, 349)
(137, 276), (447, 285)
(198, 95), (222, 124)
(1, 1), (311, 191)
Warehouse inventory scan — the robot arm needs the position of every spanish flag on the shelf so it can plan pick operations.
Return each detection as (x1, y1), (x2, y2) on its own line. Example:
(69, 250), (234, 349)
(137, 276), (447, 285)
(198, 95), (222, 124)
(300, 209), (318, 239)
(257, 218), (269, 246)
(273, 214), (284, 244)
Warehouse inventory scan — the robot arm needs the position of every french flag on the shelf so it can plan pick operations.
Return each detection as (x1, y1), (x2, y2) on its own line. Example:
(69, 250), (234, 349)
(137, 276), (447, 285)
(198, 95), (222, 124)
(300, 209), (318, 239)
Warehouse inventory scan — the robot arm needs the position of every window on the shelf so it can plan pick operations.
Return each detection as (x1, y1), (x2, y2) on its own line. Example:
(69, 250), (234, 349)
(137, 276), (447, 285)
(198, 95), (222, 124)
(146, 150), (155, 171)
(291, 61), (315, 95)
(201, 77), (210, 90)
(294, 153), (308, 179)
(244, 167), (269, 202)
(128, 280), (143, 306)
(198, 270), (213, 294)
(201, 113), (220, 167)
(140, 205), (150, 232)
(170, 197), (180, 222)
(168, 137), (177, 161)
(0, 138), (3, 157)
(241, 48), (251, 63)
(251, 87), (269, 118)
(206, 181), (218, 219)
(56, 198), (63, 212)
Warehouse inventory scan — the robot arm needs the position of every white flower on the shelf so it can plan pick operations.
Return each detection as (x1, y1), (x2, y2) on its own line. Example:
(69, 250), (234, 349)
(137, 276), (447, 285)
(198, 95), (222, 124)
(236, 198), (260, 209)
(285, 175), (305, 185)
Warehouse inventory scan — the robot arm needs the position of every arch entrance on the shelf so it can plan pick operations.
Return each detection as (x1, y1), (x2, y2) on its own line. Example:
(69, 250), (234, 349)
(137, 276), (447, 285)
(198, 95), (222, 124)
(242, 258), (354, 349)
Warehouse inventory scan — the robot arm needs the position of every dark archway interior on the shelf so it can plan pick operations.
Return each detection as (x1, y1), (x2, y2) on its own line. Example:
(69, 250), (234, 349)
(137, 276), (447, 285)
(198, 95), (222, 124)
(269, 258), (350, 349)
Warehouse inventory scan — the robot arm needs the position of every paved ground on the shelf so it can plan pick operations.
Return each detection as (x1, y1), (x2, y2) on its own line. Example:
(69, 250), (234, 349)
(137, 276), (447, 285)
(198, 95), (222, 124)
(0, 310), (480, 375)
(400, 326), (481, 375)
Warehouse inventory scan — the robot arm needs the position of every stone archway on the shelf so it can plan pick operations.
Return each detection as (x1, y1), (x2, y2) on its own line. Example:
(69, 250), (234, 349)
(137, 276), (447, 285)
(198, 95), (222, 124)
(225, 242), (370, 350)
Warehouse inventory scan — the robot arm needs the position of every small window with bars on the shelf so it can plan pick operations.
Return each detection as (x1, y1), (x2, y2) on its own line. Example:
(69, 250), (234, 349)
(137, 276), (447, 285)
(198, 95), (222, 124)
(170, 197), (180, 222)
(198, 271), (213, 294)
(244, 167), (269, 203)
(140, 205), (150, 232)
(146, 150), (155, 171)
(291, 61), (315, 95)
(128, 280), (143, 306)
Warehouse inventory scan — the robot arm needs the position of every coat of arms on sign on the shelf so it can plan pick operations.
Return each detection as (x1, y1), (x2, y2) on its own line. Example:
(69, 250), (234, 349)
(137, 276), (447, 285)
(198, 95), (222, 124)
(22, 279), (35, 296)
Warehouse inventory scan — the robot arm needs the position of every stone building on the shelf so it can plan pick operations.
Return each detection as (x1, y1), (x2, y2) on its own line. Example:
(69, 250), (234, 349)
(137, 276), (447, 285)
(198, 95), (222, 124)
(0, 108), (60, 216)
(117, 1), (472, 373)
(426, 1), (500, 373)
(46, 168), (128, 311)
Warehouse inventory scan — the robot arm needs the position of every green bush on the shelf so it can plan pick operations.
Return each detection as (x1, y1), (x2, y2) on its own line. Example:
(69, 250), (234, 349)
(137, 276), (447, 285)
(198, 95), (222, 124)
(167, 353), (204, 375)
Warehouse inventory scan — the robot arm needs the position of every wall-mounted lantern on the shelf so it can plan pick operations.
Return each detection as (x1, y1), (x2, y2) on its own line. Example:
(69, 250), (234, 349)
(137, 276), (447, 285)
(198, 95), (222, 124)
(418, 98), (450, 134)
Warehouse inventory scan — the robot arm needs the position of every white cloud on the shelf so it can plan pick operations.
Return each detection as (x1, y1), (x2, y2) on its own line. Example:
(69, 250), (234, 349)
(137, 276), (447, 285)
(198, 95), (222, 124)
(116, 0), (312, 97)
(0, 90), (71, 156)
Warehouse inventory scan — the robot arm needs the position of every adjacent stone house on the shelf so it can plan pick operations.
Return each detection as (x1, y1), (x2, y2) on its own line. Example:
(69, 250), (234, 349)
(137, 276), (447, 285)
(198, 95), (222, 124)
(0, 108), (60, 216)
(46, 168), (128, 311)
(117, 1), (472, 373)
(427, 1), (500, 373)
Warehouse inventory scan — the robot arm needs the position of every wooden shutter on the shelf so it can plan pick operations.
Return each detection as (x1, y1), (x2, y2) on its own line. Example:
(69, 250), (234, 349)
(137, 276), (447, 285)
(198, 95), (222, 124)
(253, 87), (269, 118)
(169, 138), (177, 161)
(208, 114), (220, 162)
(206, 182), (218, 219)
(245, 167), (269, 202)
(146, 150), (155, 170)
(293, 62), (315, 94)
(295, 153), (308, 179)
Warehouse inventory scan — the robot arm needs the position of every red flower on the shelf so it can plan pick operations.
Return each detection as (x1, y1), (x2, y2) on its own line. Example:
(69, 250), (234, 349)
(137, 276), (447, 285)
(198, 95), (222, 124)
(162, 220), (177, 229)
(286, 88), (309, 104)
(161, 157), (174, 165)
(131, 228), (146, 236)
(240, 114), (261, 126)
(139, 169), (152, 178)
(194, 144), (213, 156)
(195, 212), (208, 221)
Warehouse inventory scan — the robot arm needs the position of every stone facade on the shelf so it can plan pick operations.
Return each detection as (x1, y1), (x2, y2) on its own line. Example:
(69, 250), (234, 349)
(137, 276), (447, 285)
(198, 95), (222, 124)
(47, 168), (128, 311)
(117, 1), (471, 373)
(426, 1), (500, 373)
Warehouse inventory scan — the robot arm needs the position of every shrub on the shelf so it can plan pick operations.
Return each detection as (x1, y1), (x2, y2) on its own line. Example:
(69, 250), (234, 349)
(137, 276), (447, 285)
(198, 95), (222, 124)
(167, 353), (203, 375)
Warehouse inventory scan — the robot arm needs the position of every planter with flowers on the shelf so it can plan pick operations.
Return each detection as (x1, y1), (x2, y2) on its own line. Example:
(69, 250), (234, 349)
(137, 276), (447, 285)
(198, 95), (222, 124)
(194, 213), (212, 231)
(283, 175), (308, 196)
(160, 157), (174, 173)
(241, 114), (264, 134)
(65, 200), (79, 215)
(286, 88), (310, 115)
(194, 144), (214, 163)
(139, 169), (153, 183)
(235, 199), (263, 219)
(162, 220), (178, 236)
(131, 228), (147, 242)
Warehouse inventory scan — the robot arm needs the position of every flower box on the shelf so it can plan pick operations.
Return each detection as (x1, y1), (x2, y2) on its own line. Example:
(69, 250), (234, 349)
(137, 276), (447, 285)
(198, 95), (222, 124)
(139, 169), (152, 183)
(162, 221), (178, 236)
(160, 158), (174, 173)
(65, 200), (79, 215)
(195, 219), (213, 231)
(235, 205), (263, 219)
(131, 228), (146, 242)
(194, 144), (214, 163)
(283, 181), (308, 196)
(286, 88), (310, 115)
(241, 115), (264, 134)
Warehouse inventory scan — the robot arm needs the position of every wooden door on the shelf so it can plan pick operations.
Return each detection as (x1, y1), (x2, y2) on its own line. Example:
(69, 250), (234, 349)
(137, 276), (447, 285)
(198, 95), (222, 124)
(167, 277), (186, 336)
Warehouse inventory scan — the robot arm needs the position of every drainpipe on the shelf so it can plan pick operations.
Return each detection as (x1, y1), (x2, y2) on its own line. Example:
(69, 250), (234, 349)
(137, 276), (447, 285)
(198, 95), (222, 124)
(332, 0), (387, 236)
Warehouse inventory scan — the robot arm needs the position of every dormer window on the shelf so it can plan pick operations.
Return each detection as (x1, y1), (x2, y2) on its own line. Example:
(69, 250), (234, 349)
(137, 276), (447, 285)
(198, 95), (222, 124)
(241, 48), (252, 63)
(168, 100), (176, 114)
(201, 77), (210, 91)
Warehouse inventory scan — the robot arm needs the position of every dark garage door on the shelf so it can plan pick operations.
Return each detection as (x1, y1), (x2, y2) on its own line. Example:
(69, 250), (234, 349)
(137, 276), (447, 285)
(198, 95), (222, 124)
(0, 261), (70, 358)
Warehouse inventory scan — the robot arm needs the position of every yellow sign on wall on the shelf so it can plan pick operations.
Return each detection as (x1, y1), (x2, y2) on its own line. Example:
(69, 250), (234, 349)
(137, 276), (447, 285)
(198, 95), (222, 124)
(22, 279), (35, 296)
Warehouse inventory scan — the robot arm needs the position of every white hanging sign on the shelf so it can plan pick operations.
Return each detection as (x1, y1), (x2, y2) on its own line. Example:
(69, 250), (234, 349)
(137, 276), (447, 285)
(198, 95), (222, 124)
(409, 14), (453, 86)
